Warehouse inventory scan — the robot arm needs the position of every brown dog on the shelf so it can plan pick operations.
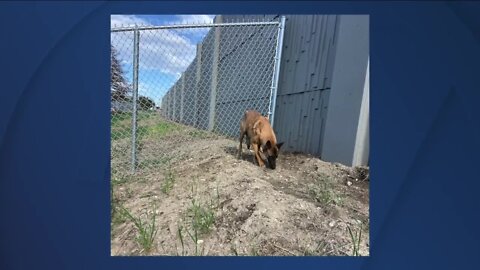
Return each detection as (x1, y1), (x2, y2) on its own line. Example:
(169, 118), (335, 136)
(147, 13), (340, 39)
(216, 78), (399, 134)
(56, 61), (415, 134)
(238, 110), (283, 169)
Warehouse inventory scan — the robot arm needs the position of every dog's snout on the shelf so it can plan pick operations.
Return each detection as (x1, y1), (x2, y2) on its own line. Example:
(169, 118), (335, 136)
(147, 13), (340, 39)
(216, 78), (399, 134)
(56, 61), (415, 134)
(267, 156), (277, 169)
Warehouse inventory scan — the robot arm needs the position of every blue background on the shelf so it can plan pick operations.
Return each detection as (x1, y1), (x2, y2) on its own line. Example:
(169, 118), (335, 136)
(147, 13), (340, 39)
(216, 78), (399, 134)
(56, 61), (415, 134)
(1, 1), (480, 269)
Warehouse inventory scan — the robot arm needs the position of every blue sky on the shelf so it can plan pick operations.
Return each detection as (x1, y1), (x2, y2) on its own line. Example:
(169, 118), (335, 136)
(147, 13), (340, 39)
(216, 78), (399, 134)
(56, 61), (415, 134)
(111, 15), (216, 106)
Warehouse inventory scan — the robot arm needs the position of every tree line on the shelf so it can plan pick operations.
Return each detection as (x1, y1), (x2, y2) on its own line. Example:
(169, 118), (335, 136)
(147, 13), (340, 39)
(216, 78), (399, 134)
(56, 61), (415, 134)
(111, 46), (156, 111)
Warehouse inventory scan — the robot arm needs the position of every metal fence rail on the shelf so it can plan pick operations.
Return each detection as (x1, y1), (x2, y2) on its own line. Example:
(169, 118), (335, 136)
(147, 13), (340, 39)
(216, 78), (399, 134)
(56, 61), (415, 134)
(111, 17), (285, 173)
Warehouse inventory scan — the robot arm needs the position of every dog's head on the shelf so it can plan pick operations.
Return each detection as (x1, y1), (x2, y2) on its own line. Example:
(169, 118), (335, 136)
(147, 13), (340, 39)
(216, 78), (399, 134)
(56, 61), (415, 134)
(260, 141), (284, 169)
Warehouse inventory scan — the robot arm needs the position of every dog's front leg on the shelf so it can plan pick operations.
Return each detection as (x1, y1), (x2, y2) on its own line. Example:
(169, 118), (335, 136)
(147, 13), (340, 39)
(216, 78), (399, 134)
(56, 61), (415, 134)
(252, 143), (265, 167)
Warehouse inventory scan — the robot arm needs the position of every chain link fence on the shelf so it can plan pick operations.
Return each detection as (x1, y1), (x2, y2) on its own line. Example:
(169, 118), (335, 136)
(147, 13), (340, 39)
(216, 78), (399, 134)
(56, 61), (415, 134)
(111, 17), (285, 174)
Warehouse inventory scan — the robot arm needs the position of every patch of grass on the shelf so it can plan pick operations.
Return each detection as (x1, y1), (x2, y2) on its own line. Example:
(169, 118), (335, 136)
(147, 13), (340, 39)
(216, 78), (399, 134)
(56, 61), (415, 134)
(176, 222), (206, 256)
(110, 189), (127, 227)
(111, 175), (132, 226)
(111, 126), (132, 141)
(205, 182), (221, 210)
(185, 223), (202, 256)
(187, 198), (215, 235)
(230, 244), (239, 256)
(215, 183), (220, 208)
(302, 241), (327, 256)
(111, 204), (128, 226)
(177, 225), (186, 256)
(111, 174), (133, 186)
(309, 182), (343, 206)
(138, 156), (172, 170)
(141, 121), (179, 138)
(119, 206), (158, 254)
(111, 112), (133, 141)
(161, 168), (175, 195)
(347, 223), (363, 256)
(111, 112), (132, 127)
(111, 113), (177, 141)
(302, 249), (315, 256)
(250, 245), (260, 256)
(124, 186), (134, 198)
(174, 182), (219, 256)
(137, 111), (156, 121)
(188, 129), (210, 139)
(309, 174), (344, 206)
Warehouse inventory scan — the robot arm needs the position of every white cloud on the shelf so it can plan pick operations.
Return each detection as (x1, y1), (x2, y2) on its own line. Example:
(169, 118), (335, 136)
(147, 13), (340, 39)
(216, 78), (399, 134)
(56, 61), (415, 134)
(110, 15), (150, 28)
(173, 15), (215, 24)
(137, 29), (196, 74)
(111, 14), (216, 28)
(170, 15), (216, 40)
(111, 15), (214, 77)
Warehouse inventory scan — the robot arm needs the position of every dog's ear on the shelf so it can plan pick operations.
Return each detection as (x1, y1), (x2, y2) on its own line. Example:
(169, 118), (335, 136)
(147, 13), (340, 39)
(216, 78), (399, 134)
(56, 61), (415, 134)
(276, 142), (284, 150)
(264, 114), (270, 120)
(263, 140), (272, 151)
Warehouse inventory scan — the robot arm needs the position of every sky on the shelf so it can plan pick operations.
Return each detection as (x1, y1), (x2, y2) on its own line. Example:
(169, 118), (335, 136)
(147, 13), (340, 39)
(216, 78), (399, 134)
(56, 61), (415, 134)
(111, 15), (216, 107)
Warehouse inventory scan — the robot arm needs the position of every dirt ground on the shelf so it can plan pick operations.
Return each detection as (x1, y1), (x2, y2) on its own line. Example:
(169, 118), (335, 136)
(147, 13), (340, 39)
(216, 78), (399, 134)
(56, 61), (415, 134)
(111, 117), (369, 256)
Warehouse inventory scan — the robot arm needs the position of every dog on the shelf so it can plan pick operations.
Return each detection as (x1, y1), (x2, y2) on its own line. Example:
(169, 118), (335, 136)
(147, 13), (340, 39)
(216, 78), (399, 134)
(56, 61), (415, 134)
(238, 110), (284, 169)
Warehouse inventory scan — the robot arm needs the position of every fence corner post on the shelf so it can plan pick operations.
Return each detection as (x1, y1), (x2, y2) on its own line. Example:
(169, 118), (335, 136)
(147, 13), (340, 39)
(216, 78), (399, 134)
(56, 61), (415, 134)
(208, 15), (222, 131)
(268, 15), (286, 128)
(195, 42), (203, 128)
(131, 26), (140, 174)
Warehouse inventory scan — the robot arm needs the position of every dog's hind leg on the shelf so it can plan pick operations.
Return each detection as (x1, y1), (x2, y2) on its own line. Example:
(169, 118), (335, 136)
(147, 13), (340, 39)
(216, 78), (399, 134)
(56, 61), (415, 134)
(238, 131), (245, 159)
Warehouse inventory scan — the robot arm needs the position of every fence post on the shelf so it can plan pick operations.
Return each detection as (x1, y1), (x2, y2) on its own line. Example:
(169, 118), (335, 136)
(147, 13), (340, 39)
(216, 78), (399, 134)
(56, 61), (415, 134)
(167, 92), (171, 119)
(268, 16), (286, 128)
(208, 15), (222, 131)
(167, 91), (171, 120)
(195, 42), (202, 128)
(180, 73), (185, 123)
(172, 84), (177, 121)
(131, 27), (140, 173)
(165, 89), (170, 119)
(171, 87), (173, 120)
